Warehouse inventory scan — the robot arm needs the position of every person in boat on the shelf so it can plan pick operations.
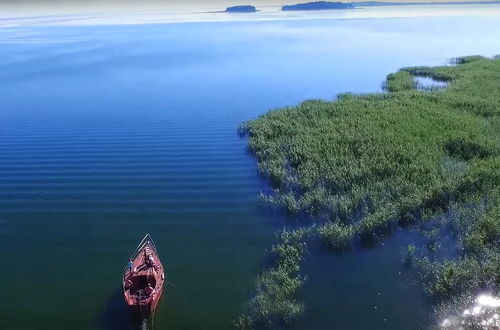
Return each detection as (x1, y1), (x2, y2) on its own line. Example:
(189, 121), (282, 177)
(145, 282), (155, 298)
(135, 253), (155, 273)
(125, 277), (133, 290)
(148, 255), (157, 267)
(147, 254), (160, 271)
(127, 258), (133, 273)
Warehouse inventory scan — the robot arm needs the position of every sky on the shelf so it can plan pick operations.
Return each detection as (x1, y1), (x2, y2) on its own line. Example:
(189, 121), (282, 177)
(1, 0), (498, 23)
(2, 0), (498, 8)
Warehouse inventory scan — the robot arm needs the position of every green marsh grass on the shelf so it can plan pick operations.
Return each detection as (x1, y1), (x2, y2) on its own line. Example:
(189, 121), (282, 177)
(239, 56), (500, 327)
(236, 229), (310, 329)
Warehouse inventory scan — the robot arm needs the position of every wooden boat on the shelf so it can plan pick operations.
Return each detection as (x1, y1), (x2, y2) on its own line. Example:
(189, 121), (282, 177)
(123, 234), (165, 316)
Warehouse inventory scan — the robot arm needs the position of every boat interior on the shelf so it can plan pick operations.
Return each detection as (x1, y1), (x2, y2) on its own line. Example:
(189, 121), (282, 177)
(127, 274), (156, 298)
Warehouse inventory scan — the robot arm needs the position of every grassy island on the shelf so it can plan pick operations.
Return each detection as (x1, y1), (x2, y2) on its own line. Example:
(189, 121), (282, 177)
(225, 5), (257, 13)
(238, 56), (499, 328)
(282, 1), (353, 11)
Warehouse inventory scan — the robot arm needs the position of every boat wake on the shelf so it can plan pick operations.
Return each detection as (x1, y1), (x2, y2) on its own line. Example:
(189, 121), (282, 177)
(126, 314), (152, 330)
(140, 317), (150, 330)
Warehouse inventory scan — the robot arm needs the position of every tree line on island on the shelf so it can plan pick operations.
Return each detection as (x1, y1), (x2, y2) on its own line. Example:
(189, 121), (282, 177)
(224, 0), (500, 13)
(225, 2), (354, 12)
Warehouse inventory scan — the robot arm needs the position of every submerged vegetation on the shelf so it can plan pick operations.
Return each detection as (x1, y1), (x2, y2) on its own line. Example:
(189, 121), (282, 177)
(239, 56), (500, 327)
(236, 229), (310, 329)
(415, 194), (500, 299)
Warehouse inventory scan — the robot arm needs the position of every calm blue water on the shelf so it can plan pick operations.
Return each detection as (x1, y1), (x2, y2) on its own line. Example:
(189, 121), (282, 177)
(0, 13), (499, 330)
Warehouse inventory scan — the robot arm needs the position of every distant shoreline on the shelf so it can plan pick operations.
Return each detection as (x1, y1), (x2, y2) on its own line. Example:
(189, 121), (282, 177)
(2, 2), (499, 27)
(354, 0), (500, 6)
(240, 0), (500, 13)
(282, 1), (354, 11)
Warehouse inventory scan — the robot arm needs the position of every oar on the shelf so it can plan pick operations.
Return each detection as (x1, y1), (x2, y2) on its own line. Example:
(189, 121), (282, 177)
(166, 279), (177, 288)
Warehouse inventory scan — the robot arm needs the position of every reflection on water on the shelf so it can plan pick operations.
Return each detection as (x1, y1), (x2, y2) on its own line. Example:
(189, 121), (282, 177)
(413, 76), (448, 91)
(98, 287), (132, 330)
(99, 287), (154, 330)
(441, 294), (500, 329)
(414, 76), (448, 91)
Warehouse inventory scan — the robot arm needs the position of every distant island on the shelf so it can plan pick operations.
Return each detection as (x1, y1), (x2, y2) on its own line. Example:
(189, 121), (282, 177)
(282, 1), (354, 11)
(225, 5), (257, 13)
(222, 1), (500, 14)
(356, 0), (500, 6)
(280, 0), (500, 11)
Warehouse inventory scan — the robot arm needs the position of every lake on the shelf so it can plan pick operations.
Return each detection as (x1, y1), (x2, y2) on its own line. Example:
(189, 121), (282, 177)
(0, 6), (499, 330)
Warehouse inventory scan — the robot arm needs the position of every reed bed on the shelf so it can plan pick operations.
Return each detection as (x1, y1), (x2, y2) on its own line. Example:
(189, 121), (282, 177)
(238, 56), (500, 327)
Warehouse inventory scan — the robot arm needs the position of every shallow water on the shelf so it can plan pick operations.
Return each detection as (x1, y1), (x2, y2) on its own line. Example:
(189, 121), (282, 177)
(299, 230), (429, 329)
(440, 294), (500, 329)
(414, 76), (448, 90)
(0, 10), (499, 330)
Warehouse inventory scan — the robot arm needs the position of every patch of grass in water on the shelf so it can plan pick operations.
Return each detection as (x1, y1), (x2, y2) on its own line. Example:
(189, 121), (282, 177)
(317, 221), (354, 251)
(236, 228), (310, 329)
(239, 56), (500, 327)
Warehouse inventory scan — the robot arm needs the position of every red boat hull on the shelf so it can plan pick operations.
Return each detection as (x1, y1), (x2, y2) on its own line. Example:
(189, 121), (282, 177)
(123, 234), (165, 315)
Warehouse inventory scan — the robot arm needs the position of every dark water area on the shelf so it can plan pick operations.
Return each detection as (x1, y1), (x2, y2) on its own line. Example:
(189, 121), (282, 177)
(299, 230), (429, 329)
(0, 14), (499, 330)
